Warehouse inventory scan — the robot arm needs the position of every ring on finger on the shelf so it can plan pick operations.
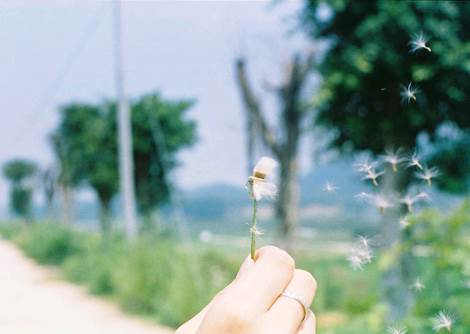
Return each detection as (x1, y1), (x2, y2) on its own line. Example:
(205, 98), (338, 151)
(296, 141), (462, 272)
(280, 292), (310, 321)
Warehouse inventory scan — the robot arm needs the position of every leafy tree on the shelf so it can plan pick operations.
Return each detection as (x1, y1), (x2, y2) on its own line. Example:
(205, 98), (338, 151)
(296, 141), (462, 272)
(127, 93), (196, 218)
(52, 103), (117, 231)
(2, 159), (37, 220)
(301, 0), (470, 321)
(52, 92), (196, 232)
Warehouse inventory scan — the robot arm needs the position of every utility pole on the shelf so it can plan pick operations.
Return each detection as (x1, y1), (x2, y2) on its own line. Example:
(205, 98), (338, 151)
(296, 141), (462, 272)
(113, 0), (138, 238)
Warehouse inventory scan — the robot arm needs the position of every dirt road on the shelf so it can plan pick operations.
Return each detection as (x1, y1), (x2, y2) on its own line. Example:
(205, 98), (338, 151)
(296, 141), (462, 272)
(0, 239), (173, 334)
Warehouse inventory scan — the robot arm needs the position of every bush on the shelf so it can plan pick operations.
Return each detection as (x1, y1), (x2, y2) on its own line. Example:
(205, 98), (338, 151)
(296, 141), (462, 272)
(15, 223), (89, 265)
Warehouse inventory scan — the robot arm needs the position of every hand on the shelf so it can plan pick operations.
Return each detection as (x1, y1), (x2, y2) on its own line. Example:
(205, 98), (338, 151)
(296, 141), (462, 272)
(176, 246), (317, 334)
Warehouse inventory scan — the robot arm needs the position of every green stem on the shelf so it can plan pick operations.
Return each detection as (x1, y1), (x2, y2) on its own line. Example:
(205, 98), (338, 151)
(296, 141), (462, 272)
(250, 199), (258, 260)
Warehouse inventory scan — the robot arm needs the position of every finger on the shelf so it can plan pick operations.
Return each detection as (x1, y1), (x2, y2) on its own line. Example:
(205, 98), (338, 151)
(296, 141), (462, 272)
(264, 269), (317, 333)
(298, 311), (316, 334)
(213, 246), (295, 315)
(176, 255), (255, 333)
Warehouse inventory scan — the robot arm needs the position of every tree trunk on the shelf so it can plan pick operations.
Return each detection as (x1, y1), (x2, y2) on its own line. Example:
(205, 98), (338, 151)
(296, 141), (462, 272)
(380, 167), (414, 321)
(276, 158), (300, 253)
(98, 197), (112, 234)
(61, 185), (73, 225)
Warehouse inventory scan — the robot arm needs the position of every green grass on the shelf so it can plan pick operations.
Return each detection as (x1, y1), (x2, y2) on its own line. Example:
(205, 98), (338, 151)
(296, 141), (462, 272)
(0, 201), (468, 332)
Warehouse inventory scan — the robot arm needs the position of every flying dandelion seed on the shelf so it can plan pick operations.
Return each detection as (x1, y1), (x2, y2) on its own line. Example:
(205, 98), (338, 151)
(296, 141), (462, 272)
(401, 82), (419, 104)
(354, 159), (378, 173)
(409, 32), (432, 53)
(400, 190), (430, 213)
(246, 156), (278, 259)
(407, 151), (423, 170)
(362, 168), (384, 186)
(433, 311), (453, 332)
(348, 235), (374, 270)
(416, 166), (440, 186)
(382, 149), (405, 172)
(370, 193), (394, 214)
(411, 277), (426, 292)
(399, 216), (410, 229)
(387, 326), (408, 334)
(324, 181), (339, 193)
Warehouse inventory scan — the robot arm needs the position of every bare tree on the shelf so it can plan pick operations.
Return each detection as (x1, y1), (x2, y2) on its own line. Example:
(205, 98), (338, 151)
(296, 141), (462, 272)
(235, 53), (314, 250)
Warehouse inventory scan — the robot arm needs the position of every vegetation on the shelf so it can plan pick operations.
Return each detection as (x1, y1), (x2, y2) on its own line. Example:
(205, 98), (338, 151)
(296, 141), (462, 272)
(2, 159), (37, 221)
(51, 92), (196, 232)
(1, 201), (468, 332)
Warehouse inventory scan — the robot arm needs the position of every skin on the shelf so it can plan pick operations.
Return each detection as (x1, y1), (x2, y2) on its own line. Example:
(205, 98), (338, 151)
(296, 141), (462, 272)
(176, 246), (317, 334)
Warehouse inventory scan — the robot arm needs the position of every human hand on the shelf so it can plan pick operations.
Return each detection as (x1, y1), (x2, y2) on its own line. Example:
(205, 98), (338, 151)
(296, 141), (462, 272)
(176, 246), (317, 334)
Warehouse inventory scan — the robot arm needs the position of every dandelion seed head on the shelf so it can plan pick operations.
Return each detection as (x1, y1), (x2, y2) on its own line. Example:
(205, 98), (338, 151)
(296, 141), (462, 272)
(411, 277), (425, 292)
(362, 168), (384, 186)
(324, 181), (339, 193)
(407, 152), (423, 170)
(409, 32), (432, 53)
(399, 216), (410, 229)
(387, 326), (408, 334)
(401, 82), (419, 104)
(247, 156), (278, 201)
(433, 311), (453, 332)
(382, 149), (405, 171)
(416, 166), (440, 186)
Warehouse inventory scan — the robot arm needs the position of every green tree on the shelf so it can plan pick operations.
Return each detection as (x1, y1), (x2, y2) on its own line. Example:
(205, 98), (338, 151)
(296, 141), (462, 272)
(52, 92), (196, 232)
(52, 103), (117, 232)
(2, 159), (37, 220)
(301, 0), (470, 320)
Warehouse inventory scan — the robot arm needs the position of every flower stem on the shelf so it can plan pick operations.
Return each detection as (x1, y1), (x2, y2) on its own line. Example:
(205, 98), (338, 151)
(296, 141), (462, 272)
(250, 198), (258, 260)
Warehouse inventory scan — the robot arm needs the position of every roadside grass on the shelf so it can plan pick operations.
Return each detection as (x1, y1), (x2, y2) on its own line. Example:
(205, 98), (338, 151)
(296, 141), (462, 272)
(0, 201), (468, 332)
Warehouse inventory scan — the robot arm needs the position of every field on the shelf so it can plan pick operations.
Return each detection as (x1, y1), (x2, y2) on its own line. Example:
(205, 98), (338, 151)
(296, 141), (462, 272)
(1, 201), (469, 333)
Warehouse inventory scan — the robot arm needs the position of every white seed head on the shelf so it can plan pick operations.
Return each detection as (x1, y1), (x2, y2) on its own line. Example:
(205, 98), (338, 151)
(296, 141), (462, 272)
(399, 216), (410, 229)
(382, 149), (405, 171)
(407, 152), (423, 170)
(433, 311), (453, 332)
(362, 168), (385, 186)
(416, 166), (440, 186)
(409, 32), (432, 53)
(387, 326), (408, 334)
(324, 181), (339, 193)
(401, 82), (419, 104)
(411, 277), (426, 292)
(247, 156), (278, 201)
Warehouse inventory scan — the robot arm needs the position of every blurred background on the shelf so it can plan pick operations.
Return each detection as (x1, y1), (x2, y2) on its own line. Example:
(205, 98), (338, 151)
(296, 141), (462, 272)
(0, 1), (469, 333)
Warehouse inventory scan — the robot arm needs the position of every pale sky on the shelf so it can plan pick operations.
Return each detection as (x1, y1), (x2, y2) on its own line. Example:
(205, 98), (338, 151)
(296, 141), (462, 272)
(0, 0), (311, 211)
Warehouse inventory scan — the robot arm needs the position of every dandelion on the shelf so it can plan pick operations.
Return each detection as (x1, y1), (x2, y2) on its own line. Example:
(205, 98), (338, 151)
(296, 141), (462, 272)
(373, 194), (394, 213)
(354, 159), (378, 173)
(411, 277), (425, 292)
(387, 326), (407, 334)
(409, 32), (432, 53)
(401, 82), (419, 104)
(433, 311), (453, 332)
(324, 181), (339, 193)
(400, 190), (430, 213)
(416, 166), (440, 186)
(407, 151), (423, 170)
(399, 216), (410, 229)
(246, 156), (278, 259)
(348, 235), (374, 270)
(382, 149), (405, 172)
(362, 168), (384, 186)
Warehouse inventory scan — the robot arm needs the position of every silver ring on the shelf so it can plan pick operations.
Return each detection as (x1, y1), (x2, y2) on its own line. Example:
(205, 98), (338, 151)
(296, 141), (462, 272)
(280, 292), (309, 321)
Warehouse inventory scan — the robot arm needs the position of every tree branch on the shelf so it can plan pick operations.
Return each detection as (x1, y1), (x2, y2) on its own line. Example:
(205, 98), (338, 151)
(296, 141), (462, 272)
(235, 58), (282, 158)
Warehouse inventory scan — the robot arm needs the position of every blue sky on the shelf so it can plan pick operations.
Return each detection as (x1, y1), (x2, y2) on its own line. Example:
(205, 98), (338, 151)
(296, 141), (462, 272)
(0, 0), (310, 211)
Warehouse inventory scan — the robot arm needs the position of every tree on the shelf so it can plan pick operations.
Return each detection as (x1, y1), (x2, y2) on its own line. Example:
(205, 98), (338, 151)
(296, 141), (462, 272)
(301, 0), (470, 320)
(52, 103), (116, 231)
(127, 93), (196, 219)
(52, 92), (196, 232)
(41, 167), (57, 220)
(236, 53), (314, 250)
(2, 159), (37, 221)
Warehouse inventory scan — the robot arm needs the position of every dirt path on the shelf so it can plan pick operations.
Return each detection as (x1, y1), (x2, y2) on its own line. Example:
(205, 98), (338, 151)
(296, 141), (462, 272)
(0, 239), (173, 334)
